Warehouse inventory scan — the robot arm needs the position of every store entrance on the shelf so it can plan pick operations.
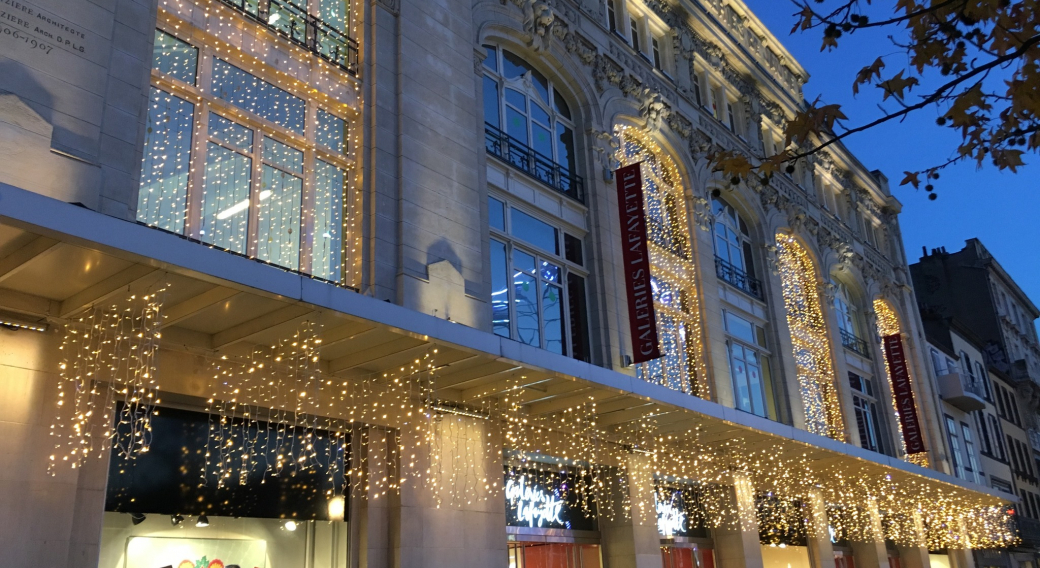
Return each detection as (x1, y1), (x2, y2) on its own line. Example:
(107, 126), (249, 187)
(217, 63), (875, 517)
(661, 545), (715, 568)
(508, 542), (602, 568)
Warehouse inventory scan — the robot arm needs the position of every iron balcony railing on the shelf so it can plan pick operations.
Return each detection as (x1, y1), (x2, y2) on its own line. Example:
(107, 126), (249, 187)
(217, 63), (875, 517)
(485, 123), (585, 204)
(960, 374), (987, 399)
(840, 328), (871, 358)
(219, 0), (359, 75)
(714, 256), (763, 300)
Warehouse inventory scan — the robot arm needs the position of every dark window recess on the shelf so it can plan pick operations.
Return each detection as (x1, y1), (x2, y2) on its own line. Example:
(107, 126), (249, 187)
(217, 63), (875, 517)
(607, 0), (617, 32)
(485, 123), (585, 203)
(105, 405), (350, 520)
(565, 233), (584, 266)
(568, 273), (591, 363)
(218, 0), (359, 75)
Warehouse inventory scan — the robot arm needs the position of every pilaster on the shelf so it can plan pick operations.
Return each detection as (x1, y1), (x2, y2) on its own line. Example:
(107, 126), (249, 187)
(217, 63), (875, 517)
(713, 473), (764, 568)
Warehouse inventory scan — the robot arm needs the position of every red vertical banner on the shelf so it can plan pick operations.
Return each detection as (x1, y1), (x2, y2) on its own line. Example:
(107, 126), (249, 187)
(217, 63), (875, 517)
(616, 162), (661, 364)
(883, 334), (926, 455)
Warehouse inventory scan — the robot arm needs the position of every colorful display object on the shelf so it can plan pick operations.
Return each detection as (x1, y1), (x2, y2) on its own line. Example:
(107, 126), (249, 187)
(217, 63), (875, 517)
(126, 536), (266, 568)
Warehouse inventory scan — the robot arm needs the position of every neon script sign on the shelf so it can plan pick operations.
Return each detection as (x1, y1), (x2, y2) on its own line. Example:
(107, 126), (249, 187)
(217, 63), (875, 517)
(656, 498), (687, 537)
(506, 476), (565, 528)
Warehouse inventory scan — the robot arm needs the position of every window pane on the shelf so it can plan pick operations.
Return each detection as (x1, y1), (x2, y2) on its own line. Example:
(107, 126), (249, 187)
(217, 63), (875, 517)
(540, 260), (560, 284)
(564, 234), (583, 266)
(212, 59), (306, 134)
(483, 76), (500, 129)
(730, 344), (750, 412)
(319, 0), (349, 33)
(210, 113), (254, 152)
(505, 88), (526, 110)
(556, 124), (575, 173)
(506, 108), (528, 145)
(553, 88), (571, 119)
(138, 89), (194, 234)
(153, 30), (197, 85)
(312, 160), (345, 282)
(531, 104), (550, 126)
(257, 164), (303, 270)
(317, 110), (348, 154)
(725, 312), (756, 345)
(491, 239), (510, 338)
(201, 143), (252, 253)
(483, 45), (498, 72)
(513, 249), (536, 275)
(567, 273), (590, 362)
(263, 137), (304, 174)
(489, 197), (505, 231)
(543, 283), (564, 355)
(511, 208), (559, 255)
(532, 123), (553, 159)
(514, 271), (540, 347)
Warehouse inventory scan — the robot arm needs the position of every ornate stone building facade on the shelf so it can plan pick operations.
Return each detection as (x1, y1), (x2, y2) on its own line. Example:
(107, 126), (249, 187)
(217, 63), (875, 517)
(0, 0), (1022, 567)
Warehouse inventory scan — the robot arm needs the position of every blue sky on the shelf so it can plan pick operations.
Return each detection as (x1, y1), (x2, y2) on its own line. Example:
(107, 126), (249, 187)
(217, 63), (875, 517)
(743, 1), (1040, 312)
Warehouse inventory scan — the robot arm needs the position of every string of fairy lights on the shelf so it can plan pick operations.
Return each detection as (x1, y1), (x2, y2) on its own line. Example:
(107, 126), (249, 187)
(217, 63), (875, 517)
(774, 233), (848, 441)
(44, 286), (1017, 549)
(615, 125), (711, 400)
(138, 0), (362, 286)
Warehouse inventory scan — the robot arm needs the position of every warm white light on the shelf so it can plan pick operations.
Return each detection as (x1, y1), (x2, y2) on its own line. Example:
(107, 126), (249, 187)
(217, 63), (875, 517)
(327, 496), (345, 521)
(216, 199), (250, 220)
(284, 520), (297, 531)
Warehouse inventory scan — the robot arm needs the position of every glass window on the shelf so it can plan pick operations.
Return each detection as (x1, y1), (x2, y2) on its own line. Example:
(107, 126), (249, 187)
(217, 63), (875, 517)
(489, 202), (589, 361)
(651, 37), (662, 70)
(962, 423), (980, 484)
(137, 32), (356, 284)
(946, 415), (963, 479)
(930, 348), (946, 376)
(137, 89), (194, 234)
(153, 30), (197, 85)
(483, 46), (576, 188)
(319, 0), (350, 33)
(211, 59), (306, 134)
(725, 311), (756, 345)
(511, 207), (559, 255)
(730, 341), (769, 418)
(851, 372), (884, 454)
(317, 109), (348, 154)
(629, 17), (641, 49)
(834, 282), (862, 338)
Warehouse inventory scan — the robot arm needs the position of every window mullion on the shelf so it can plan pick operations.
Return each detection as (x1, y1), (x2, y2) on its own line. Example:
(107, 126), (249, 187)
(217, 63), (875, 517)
(247, 134), (264, 259)
(186, 53), (215, 241)
(299, 102), (318, 274)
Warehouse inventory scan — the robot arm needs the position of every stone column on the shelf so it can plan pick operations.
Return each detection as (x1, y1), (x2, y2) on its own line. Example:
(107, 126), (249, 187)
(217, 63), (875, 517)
(394, 415), (507, 568)
(355, 427), (393, 568)
(896, 513), (932, 568)
(850, 499), (891, 568)
(713, 473), (764, 568)
(945, 519), (976, 568)
(599, 455), (662, 568)
(806, 490), (835, 568)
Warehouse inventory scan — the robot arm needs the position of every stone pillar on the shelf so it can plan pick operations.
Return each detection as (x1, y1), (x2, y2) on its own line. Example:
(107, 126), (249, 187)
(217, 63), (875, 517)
(355, 427), (392, 568)
(394, 415), (507, 568)
(896, 513), (932, 568)
(599, 455), (662, 568)
(945, 519), (976, 568)
(806, 490), (835, 568)
(850, 500), (891, 568)
(714, 473), (764, 568)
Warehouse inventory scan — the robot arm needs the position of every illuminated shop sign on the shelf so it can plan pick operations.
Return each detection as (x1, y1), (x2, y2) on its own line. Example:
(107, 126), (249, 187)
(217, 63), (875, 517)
(654, 484), (708, 539)
(504, 467), (597, 531)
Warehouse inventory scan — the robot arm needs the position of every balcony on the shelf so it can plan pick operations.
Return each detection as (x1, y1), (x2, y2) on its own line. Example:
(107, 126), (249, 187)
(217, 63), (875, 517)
(937, 371), (987, 412)
(218, 0), (359, 75)
(840, 328), (871, 359)
(714, 256), (763, 300)
(485, 124), (585, 204)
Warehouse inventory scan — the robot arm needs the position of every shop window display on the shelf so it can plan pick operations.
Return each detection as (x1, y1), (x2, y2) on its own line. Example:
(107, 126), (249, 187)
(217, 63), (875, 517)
(99, 406), (349, 568)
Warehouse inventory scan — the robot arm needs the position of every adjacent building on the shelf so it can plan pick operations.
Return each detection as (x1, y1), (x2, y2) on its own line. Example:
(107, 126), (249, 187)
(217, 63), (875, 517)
(0, 1), (1019, 568)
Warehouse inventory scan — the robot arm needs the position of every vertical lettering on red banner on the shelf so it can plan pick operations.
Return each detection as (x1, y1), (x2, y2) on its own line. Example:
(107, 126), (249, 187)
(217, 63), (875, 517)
(883, 334), (926, 455)
(616, 162), (661, 364)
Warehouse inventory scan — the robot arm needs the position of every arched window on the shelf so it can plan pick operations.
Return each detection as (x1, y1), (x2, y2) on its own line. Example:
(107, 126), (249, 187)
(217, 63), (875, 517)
(616, 126), (708, 399)
(775, 234), (846, 441)
(712, 197), (761, 299)
(482, 45), (579, 199)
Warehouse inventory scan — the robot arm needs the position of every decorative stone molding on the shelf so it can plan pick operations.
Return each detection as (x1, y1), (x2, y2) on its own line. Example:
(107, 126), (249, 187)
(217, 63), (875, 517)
(640, 89), (670, 132)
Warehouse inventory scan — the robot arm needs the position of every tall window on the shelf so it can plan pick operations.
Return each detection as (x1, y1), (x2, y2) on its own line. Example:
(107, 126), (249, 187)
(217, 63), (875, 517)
(724, 310), (774, 419)
(713, 197), (760, 299)
(629, 17), (641, 49)
(834, 282), (862, 338)
(961, 422), (981, 484)
(617, 126), (707, 398)
(651, 36), (663, 70)
(482, 45), (579, 200)
(607, 0), (618, 32)
(945, 415), (964, 479)
(849, 372), (885, 454)
(489, 197), (590, 361)
(775, 234), (845, 441)
(137, 29), (356, 284)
